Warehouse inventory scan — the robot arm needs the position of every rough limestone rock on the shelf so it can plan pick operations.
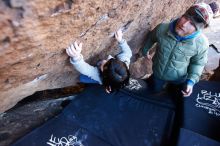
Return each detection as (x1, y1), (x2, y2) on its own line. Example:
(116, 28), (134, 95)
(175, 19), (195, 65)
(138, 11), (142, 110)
(200, 12), (220, 81)
(0, 0), (195, 112)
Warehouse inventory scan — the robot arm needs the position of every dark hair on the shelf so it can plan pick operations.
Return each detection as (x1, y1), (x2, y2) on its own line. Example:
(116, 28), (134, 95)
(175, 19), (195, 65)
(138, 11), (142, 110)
(101, 58), (130, 92)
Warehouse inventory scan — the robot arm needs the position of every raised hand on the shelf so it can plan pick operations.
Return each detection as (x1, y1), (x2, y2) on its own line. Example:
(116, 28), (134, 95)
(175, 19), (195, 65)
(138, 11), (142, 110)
(66, 41), (83, 59)
(115, 29), (123, 43)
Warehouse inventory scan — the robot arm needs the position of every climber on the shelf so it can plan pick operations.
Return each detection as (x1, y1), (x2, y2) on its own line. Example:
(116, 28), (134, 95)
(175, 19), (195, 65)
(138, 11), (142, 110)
(66, 29), (132, 93)
(135, 3), (215, 97)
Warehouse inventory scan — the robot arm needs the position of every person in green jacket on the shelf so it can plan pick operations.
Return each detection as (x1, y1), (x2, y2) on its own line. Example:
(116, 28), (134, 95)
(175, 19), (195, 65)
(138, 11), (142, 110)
(138, 3), (215, 97)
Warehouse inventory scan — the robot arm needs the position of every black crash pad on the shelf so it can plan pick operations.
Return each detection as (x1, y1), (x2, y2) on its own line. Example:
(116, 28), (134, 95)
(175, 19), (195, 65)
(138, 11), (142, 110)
(13, 79), (175, 146)
(177, 128), (220, 146)
(12, 79), (220, 146)
(177, 81), (220, 146)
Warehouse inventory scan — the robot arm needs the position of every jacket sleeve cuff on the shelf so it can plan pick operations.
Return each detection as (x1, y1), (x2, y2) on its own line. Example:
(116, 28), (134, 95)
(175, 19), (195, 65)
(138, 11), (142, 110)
(70, 54), (83, 64)
(119, 39), (126, 44)
(186, 79), (195, 86)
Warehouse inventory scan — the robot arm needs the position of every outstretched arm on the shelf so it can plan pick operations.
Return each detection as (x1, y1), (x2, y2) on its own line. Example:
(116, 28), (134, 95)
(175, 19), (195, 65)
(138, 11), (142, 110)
(115, 29), (132, 67)
(66, 42), (102, 84)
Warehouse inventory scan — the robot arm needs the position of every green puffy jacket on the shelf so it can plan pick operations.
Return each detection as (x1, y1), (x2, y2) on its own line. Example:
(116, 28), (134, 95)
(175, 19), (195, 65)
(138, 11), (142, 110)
(142, 22), (209, 84)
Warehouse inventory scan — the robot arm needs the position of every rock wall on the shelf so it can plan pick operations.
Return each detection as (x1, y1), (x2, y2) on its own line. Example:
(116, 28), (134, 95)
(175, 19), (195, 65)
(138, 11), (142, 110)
(0, 0), (195, 112)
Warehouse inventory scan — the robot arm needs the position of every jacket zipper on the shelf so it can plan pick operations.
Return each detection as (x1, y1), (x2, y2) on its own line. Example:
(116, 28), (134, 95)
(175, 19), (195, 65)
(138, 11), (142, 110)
(162, 41), (178, 75)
